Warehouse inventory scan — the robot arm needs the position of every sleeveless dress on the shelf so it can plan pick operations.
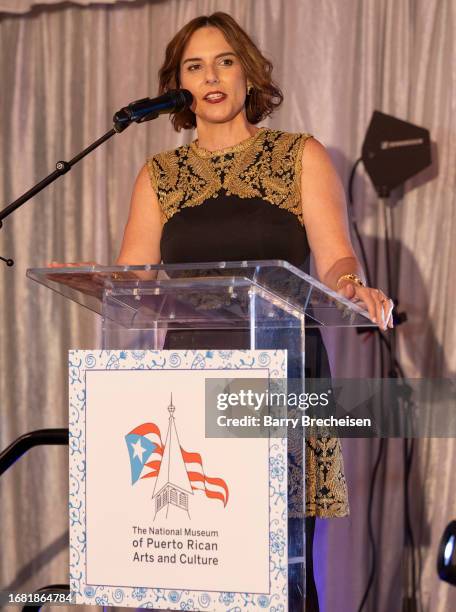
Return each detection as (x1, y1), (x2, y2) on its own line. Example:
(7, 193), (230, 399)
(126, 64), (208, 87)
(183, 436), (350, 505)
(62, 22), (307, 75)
(147, 127), (349, 519)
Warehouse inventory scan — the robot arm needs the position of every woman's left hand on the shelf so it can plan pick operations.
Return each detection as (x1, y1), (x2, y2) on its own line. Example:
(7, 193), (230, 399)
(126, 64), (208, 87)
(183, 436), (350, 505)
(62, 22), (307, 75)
(337, 282), (394, 330)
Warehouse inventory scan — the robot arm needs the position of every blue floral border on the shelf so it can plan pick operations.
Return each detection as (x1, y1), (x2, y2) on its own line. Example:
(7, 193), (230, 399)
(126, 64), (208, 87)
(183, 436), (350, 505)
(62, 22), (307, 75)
(69, 349), (288, 609)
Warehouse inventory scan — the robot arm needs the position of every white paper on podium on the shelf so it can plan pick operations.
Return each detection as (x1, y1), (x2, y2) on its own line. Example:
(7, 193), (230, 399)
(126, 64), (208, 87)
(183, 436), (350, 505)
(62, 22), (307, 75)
(69, 349), (288, 610)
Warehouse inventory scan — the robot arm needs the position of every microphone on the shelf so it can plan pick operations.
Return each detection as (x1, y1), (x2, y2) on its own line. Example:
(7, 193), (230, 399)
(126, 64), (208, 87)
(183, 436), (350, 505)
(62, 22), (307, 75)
(113, 89), (193, 132)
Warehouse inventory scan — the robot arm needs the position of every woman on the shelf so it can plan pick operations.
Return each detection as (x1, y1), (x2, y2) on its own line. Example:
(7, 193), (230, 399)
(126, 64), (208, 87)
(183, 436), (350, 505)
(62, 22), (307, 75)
(116, 12), (394, 611)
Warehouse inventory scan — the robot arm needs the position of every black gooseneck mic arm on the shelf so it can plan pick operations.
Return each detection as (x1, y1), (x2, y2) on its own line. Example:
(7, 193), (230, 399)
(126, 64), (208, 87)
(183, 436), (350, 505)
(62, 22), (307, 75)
(0, 89), (193, 266)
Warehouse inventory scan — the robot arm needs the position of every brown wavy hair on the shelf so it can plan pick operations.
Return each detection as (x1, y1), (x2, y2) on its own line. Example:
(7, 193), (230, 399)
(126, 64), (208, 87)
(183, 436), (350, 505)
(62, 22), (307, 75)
(158, 12), (283, 131)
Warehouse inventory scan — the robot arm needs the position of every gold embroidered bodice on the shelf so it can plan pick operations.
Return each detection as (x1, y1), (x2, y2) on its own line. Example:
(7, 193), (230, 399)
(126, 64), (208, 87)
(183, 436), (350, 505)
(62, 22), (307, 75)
(147, 127), (311, 227)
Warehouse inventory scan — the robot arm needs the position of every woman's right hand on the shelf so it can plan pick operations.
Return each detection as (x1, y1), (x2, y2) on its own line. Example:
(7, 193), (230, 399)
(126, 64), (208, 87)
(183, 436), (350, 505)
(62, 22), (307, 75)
(48, 261), (99, 268)
(45, 261), (106, 297)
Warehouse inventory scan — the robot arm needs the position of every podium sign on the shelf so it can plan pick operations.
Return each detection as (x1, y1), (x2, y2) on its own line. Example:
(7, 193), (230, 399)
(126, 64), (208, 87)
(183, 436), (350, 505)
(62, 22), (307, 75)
(69, 349), (288, 609)
(28, 260), (374, 610)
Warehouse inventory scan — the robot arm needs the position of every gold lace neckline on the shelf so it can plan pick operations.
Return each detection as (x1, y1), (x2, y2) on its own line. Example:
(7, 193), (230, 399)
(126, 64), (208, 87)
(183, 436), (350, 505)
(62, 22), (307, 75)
(190, 127), (266, 158)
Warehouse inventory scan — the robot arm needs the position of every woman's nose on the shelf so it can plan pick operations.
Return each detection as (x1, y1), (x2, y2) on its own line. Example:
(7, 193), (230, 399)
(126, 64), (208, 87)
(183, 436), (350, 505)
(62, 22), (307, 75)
(204, 66), (219, 84)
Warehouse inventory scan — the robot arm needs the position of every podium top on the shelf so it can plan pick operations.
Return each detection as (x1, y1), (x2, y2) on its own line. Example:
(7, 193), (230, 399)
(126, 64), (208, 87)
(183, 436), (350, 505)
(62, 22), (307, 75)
(27, 260), (375, 328)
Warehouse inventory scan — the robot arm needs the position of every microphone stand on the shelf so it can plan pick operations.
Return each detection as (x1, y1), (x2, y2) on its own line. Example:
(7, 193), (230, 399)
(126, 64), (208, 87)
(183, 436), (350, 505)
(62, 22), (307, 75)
(0, 108), (157, 267)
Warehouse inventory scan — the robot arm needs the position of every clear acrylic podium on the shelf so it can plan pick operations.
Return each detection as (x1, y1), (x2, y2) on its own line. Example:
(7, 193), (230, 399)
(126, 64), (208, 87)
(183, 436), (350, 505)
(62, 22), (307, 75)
(27, 259), (374, 611)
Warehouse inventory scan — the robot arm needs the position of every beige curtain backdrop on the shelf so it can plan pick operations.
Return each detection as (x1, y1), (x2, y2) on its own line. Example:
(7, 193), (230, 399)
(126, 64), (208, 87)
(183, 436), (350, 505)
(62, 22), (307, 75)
(0, 1), (455, 611)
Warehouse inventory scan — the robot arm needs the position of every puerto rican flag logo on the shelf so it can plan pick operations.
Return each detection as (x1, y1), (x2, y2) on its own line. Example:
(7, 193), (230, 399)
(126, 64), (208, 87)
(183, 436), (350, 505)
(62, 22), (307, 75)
(125, 396), (229, 514)
(125, 422), (164, 484)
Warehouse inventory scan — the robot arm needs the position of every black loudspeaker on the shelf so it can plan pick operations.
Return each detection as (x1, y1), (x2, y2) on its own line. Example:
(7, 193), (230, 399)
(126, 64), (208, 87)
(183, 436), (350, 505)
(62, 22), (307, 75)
(362, 111), (431, 197)
(437, 520), (456, 586)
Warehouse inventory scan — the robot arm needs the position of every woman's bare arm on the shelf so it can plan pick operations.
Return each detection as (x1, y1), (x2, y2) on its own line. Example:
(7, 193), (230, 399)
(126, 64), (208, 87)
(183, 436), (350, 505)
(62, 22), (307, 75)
(300, 138), (393, 329)
(300, 138), (362, 286)
(116, 164), (162, 266)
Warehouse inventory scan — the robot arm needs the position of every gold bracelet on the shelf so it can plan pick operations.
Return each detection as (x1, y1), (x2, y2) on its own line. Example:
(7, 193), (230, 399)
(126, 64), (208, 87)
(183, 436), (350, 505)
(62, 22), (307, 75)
(336, 273), (365, 290)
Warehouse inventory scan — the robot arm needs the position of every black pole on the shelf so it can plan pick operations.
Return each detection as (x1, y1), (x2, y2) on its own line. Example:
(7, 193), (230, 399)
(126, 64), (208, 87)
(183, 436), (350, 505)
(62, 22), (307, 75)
(0, 89), (193, 266)
(0, 128), (117, 229)
(0, 127), (118, 266)
(0, 428), (69, 476)
(21, 585), (71, 612)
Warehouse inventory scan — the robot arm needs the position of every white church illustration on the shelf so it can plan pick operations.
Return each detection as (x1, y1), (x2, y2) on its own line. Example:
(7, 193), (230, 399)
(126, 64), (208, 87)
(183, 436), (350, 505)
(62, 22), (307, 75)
(152, 395), (194, 519)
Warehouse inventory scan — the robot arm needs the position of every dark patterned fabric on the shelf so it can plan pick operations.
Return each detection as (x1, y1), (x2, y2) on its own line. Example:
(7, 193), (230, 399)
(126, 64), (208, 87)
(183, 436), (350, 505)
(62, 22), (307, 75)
(147, 127), (349, 518)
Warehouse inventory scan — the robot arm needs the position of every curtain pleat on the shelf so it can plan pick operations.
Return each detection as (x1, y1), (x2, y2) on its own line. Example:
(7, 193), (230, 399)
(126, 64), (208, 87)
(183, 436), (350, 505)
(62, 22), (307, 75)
(0, 0), (136, 16)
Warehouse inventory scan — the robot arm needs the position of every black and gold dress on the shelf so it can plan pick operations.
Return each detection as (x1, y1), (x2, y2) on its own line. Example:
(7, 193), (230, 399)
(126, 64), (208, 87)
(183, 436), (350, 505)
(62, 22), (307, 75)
(147, 126), (349, 520)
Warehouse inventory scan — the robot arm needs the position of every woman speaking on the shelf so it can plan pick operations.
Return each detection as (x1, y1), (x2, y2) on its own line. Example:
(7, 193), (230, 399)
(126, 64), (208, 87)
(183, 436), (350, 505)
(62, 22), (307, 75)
(116, 12), (394, 611)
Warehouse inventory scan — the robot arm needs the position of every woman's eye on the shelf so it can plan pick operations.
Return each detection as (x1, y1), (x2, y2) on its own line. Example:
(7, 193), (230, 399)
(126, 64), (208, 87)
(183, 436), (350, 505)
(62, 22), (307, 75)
(186, 58), (234, 72)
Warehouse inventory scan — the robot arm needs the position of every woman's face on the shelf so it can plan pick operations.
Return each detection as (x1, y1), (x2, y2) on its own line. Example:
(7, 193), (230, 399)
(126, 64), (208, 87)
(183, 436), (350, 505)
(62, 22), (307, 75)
(179, 26), (248, 126)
